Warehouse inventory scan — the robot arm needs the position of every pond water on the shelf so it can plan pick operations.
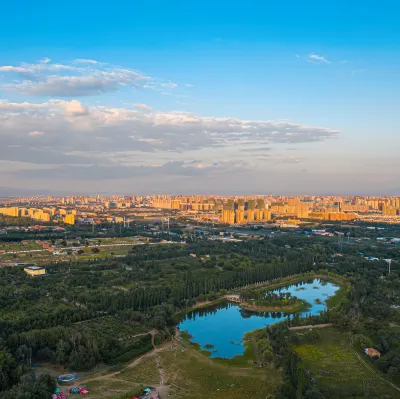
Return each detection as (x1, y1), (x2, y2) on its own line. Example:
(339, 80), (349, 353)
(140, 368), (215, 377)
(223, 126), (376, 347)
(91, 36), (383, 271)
(178, 278), (339, 359)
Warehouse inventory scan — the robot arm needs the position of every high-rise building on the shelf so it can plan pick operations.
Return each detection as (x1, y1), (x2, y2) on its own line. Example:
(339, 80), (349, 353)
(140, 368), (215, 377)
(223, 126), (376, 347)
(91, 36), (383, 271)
(382, 205), (397, 217)
(254, 209), (263, 221)
(222, 210), (235, 224)
(247, 210), (255, 222)
(0, 207), (19, 217)
(64, 214), (75, 225)
(256, 199), (265, 210)
(235, 210), (245, 223)
(263, 209), (272, 220)
(226, 199), (235, 211)
(247, 199), (255, 210)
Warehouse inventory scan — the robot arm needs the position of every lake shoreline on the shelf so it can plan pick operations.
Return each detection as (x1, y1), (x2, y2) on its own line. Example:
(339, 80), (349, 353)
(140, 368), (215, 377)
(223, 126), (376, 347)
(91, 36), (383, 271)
(178, 273), (347, 360)
(179, 271), (348, 316)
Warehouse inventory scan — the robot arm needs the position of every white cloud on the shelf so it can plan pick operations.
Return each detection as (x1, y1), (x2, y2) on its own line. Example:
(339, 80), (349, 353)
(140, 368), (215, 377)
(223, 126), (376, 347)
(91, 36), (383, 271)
(63, 99), (88, 116)
(0, 59), (181, 97)
(28, 131), (45, 137)
(161, 82), (178, 89)
(0, 99), (51, 111)
(0, 99), (339, 175)
(74, 59), (99, 64)
(307, 53), (331, 64)
(8, 71), (147, 97)
(185, 83), (194, 88)
(39, 58), (52, 64)
(134, 103), (153, 111)
(0, 66), (29, 73)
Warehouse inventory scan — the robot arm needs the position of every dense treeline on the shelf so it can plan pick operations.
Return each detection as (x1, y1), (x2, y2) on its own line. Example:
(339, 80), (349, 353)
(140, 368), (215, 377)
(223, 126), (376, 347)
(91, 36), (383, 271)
(0, 235), (325, 394)
(0, 231), (399, 396)
(240, 288), (299, 307)
(261, 248), (400, 397)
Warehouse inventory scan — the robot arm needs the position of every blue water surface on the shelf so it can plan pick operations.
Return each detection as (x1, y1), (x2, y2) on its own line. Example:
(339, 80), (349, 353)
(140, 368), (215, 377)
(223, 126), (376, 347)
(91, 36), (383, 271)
(178, 279), (339, 359)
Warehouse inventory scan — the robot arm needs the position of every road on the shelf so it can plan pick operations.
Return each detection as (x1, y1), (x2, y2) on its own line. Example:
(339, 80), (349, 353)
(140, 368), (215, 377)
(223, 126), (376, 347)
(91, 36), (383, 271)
(2, 240), (182, 255)
(80, 327), (180, 399)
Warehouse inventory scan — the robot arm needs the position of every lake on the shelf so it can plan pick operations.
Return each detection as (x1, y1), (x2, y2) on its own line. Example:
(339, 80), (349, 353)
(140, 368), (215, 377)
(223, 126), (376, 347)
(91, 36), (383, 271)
(178, 278), (339, 359)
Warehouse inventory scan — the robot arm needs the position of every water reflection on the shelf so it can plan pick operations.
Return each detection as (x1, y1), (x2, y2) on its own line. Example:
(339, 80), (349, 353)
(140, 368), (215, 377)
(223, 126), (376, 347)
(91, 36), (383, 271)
(178, 279), (339, 359)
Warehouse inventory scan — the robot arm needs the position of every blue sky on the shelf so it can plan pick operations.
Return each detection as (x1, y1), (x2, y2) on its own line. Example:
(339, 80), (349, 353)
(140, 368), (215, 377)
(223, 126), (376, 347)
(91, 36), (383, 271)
(0, 1), (399, 195)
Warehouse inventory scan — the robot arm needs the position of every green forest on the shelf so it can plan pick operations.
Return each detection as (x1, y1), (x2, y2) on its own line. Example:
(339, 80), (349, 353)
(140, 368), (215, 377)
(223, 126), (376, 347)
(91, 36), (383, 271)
(0, 231), (399, 398)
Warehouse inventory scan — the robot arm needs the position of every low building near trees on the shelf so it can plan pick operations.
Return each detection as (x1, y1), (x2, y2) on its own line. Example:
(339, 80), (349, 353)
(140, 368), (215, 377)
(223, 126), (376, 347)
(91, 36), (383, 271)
(364, 348), (381, 358)
(24, 265), (46, 277)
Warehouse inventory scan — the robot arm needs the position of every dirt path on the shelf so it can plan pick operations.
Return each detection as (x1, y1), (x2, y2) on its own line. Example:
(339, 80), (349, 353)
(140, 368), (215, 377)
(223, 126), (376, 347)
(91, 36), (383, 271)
(349, 335), (400, 394)
(289, 323), (332, 331)
(82, 328), (177, 384)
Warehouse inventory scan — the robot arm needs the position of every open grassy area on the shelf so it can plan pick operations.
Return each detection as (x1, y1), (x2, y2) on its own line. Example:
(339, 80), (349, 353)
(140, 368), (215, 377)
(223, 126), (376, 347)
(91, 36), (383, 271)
(85, 378), (142, 399)
(0, 241), (43, 251)
(82, 342), (281, 399)
(118, 356), (159, 385)
(159, 345), (280, 399)
(0, 236), (144, 264)
(0, 251), (52, 264)
(292, 327), (399, 398)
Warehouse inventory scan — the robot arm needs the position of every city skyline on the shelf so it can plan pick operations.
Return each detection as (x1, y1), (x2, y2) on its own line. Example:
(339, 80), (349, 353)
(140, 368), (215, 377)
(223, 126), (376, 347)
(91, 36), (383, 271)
(2, 193), (400, 226)
(1, 1), (399, 195)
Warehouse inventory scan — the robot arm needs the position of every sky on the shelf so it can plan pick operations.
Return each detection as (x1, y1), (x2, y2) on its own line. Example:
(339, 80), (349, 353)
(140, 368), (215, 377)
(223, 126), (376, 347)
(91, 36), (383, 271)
(0, 0), (399, 196)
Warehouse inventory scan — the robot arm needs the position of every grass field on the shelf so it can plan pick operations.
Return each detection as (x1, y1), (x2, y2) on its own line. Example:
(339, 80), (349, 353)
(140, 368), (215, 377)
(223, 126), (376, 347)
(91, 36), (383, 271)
(118, 356), (160, 384)
(83, 341), (281, 399)
(85, 378), (142, 399)
(0, 241), (42, 252)
(0, 237), (142, 264)
(292, 327), (399, 398)
(159, 346), (280, 399)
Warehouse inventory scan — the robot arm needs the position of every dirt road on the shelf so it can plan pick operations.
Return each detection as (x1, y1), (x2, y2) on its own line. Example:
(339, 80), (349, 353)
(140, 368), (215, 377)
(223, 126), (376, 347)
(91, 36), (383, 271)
(81, 327), (178, 394)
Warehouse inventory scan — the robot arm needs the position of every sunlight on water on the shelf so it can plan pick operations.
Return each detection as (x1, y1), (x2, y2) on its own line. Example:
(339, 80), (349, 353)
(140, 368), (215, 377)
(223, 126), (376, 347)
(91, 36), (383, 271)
(179, 279), (339, 359)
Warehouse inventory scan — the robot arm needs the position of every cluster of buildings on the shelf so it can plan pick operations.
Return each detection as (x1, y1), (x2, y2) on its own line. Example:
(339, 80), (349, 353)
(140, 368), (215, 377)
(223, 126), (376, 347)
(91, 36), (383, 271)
(151, 195), (400, 224)
(0, 206), (75, 225)
(1, 194), (400, 226)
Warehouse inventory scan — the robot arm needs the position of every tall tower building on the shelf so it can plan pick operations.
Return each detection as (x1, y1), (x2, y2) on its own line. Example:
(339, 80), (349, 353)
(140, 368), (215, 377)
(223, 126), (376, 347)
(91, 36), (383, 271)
(254, 209), (263, 221)
(247, 199), (255, 210)
(247, 210), (255, 222)
(235, 210), (245, 223)
(222, 210), (235, 224)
